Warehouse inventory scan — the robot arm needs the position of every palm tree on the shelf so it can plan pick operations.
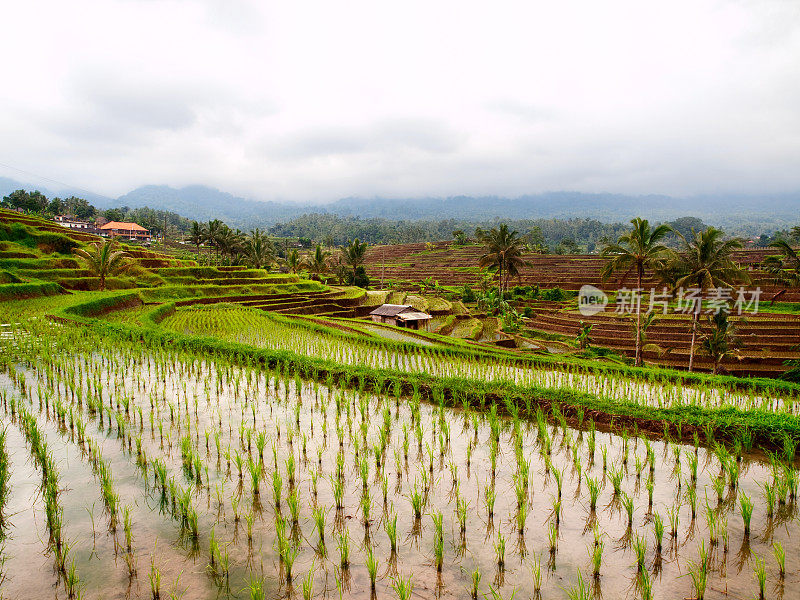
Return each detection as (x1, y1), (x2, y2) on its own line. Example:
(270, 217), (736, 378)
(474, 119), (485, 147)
(674, 227), (749, 371)
(245, 229), (273, 269)
(305, 244), (331, 279)
(73, 239), (130, 291)
(204, 219), (224, 260)
(342, 239), (368, 279)
(699, 311), (743, 375)
(601, 218), (673, 367)
(477, 224), (528, 298)
(285, 249), (302, 274)
(763, 240), (800, 287)
(187, 221), (205, 256)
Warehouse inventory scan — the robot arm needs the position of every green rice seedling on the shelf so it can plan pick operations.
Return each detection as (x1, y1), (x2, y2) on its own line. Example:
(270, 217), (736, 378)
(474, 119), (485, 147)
(366, 544), (378, 589)
(586, 476), (600, 512)
(712, 476), (725, 504)
(247, 458), (260, 497)
(552, 497), (561, 526)
(652, 512), (664, 553)
(531, 552), (542, 593)
(386, 511), (398, 552)
(754, 554), (766, 600)
(186, 507), (199, 543)
(392, 573), (414, 600)
(495, 532), (506, 569)
(688, 452), (698, 484)
(553, 467), (563, 500)
(638, 569), (654, 600)
(337, 529), (350, 568)
(409, 481), (424, 519)
(783, 435), (796, 463)
(687, 554), (708, 600)
(621, 492), (634, 527)
(433, 511), (444, 571)
(65, 556), (80, 599)
(248, 576), (265, 600)
(739, 492), (753, 536)
(645, 477), (654, 509)
(313, 506), (326, 546)
(288, 488), (300, 525)
(301, 568), (314, 600)
(668, 503), (679, 538)
(687, 484), (697, 519)
(548, 521), (558, 554)
(726, 458), (739, 490)
(123, 505), (133, 552)
(773, 542), (785, 579)
(484, 484), (496, 519)
(286, 455), (296, 488)
(632, 534), (646, 572)
(471, 567), (481, 599)
(280, 539), (300, 583)
(591, 539), (604, 579)
(763, 482), (776, 518)
(245, 511), (255, 543)
(361, 490), (372, 525)
(272, 469), (282, 509)
(516, 501), (527, 534)
(332, 477), (344, 510)
(564, 569), (591, 600)
(149, 553), (162, 599)
(609, 466), (623, 497)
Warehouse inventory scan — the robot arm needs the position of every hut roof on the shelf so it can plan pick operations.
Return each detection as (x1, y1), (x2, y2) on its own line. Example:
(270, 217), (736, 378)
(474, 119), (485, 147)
(369, 304), (415, 317)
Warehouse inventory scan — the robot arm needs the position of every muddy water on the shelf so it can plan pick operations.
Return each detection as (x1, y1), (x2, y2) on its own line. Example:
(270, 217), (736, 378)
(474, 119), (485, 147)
(0, 339), (798, 600)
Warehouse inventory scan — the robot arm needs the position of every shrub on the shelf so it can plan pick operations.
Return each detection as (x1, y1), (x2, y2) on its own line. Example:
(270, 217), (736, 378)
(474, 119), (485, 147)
(345, 266), (370, 288)
(541, 287), (566, 301)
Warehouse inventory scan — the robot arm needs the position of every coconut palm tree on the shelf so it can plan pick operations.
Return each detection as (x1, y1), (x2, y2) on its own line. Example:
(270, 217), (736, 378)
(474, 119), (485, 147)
(763, 240), (800, 287)
(305, 244), (331, 279)
(73, 239), (130, 291)
(674, 227), (749, 371)
(187, 221), (205, 256)
(214, 225), (236, 261)
(477, 224), (528, 298)
(203, 219), (224, 260)
(699, 311), (743, 375)
(245, 229), (273, 269)
(342, 239), (368, 279)
(285, 249), (302, 274)
(601, 218), (673, 367)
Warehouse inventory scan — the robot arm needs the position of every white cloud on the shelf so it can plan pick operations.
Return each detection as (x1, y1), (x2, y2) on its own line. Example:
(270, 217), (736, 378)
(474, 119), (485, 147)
(0, 0), (798, 202)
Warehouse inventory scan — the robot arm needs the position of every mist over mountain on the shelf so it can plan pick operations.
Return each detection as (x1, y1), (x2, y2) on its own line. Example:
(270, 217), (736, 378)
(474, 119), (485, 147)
(2, 177), (797, 235)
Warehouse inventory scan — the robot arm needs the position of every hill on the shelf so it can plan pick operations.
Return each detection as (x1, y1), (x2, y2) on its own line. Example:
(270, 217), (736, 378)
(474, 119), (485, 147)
(3, 176), (798, 233)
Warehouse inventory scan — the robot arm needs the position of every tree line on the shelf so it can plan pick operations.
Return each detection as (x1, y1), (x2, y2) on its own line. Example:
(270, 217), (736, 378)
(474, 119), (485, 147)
(475, 219), (800, 373)
(0, 189), (192, 235)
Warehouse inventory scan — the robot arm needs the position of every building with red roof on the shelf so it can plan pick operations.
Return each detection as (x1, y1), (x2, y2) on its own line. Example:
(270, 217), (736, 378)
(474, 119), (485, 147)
(99, 221), (152, 242)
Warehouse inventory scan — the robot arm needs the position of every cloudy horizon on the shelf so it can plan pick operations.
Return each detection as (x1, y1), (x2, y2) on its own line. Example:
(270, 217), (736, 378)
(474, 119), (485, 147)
(2, 0), (799, 204)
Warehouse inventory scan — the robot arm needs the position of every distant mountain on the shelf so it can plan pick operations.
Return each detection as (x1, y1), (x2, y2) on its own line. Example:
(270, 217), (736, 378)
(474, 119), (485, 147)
(114, 185), (315, 227)
(2, 176), (798, 233)
(0, 176), (114, 209)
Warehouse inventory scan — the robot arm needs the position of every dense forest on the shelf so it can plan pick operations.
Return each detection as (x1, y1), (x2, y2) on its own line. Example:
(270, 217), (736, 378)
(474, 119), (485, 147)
(265, 213), (725, 251)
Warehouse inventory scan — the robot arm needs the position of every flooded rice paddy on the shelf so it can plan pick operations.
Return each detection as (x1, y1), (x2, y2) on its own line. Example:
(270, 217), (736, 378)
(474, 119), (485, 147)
(163, 306), (800, 415)
(0, 327), (798, 599)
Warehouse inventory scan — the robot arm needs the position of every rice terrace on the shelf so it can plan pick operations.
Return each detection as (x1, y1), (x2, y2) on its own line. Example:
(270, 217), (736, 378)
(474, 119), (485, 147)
(1, 202), (800, 600)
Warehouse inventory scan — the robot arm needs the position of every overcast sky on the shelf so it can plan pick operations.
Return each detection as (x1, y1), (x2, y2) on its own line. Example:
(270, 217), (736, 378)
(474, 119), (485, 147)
(2, 0), (799, 202)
